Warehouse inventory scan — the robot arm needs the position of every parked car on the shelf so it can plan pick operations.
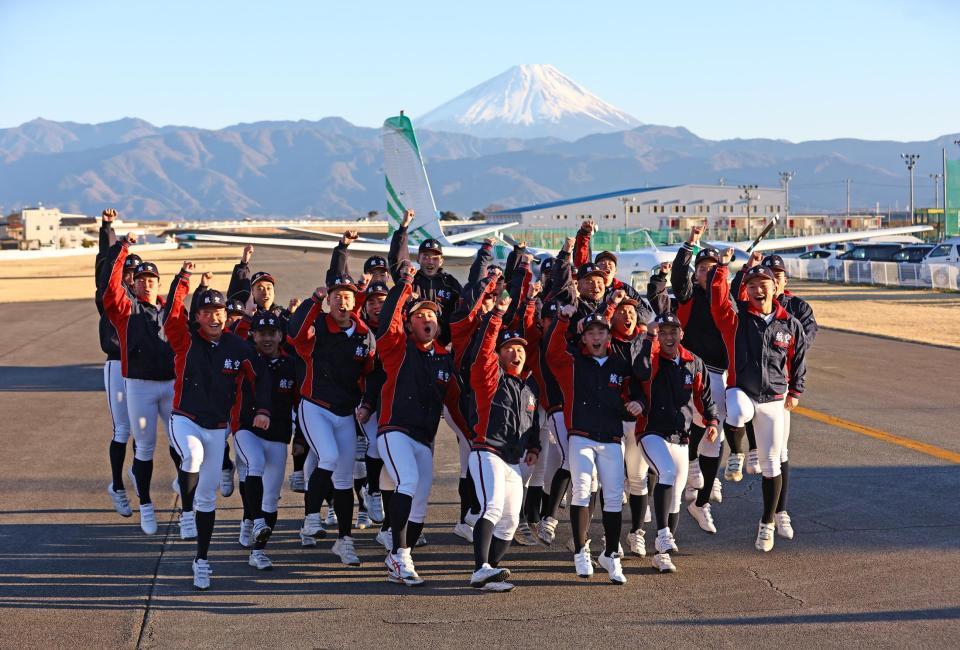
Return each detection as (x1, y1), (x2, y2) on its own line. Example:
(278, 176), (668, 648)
(827, 243), (903, 281)
(892, 245), (934, 263)
(921, 238), (960, 288)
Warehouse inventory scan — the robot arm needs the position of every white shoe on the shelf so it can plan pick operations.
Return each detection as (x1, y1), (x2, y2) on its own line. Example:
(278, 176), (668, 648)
(644, 504), (652, 524)
(755, 521), (775, 552)
(573, 547), (594, 578)
(288, 470), (306, 493)
(415, 533), (428, 547)
(387, 548), (424, 586)
(323, 509), (338, 530)
(710, 478), (723, 503)
(464, 511), (479, 527)
(248, 550), (273, 570)
(365, 489), (384, 524)
(687, 501), (717, 534)
(775, 511), (794, 539)
(127, 467), (140, 498)
(107, 484), (133, 517)
(171, 477), (180, 496)
(598, 551), (627, 585)
(470, 563), (510, 588)
(559, 493), (568, 509)
(238, 518), (254, 547)
(627, 529), (646, 557)
(252, 518), (272, 544)
(332, 536), (361, 566)
(687, 459), (704, 489)
(513, 521), (538, 546)
(482, 581), (515, 592)
(376, 529), (393, 552)
(220, 467), (234, 497)
(301, 512), (325, 538)
(655, 527), (678, 554)
(537, 516), (558, 545)
(300, 531), (317, 547)
(192, 559), (211, 590)
(746, 449), (761, 475)
(356, 511), (372, 530)
(139, 503), (157, 535)
(652, 552), (677, 573)
(724, 453), (744, 482)
(683, 486), (698, 502)
(179, 511), (197, 540)
(453, 522), (474, 543)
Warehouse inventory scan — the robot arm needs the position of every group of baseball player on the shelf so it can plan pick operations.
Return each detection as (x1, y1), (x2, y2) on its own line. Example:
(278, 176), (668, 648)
(94, 206), (815, 592)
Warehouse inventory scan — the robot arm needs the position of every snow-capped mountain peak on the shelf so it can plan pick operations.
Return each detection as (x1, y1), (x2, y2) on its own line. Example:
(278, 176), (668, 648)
(418, 64), (641, 140)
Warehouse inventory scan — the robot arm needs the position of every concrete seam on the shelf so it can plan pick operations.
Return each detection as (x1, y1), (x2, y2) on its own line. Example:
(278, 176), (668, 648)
(136, 496), (179, 649)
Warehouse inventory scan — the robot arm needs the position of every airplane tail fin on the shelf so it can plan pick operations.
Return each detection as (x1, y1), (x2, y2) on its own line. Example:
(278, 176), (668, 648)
(382, 113), (450, 246)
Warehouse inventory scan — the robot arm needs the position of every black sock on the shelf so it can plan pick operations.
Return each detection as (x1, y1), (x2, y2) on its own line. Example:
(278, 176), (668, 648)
(245, 476), (264, 521)
(458, 477), (474, 523)
(306, 467), (333, 516)
(365, 456), (383, 494)
(745, 421), (757, 452)
(473, 518), (494, 569)
(776, 462), (790, 513)
(525, 486), (544, 524)
(628, 493), (648, 532)
(569, 504), (589, 553)
(255, 510), (278, 550)
(762, 475), (783, 523)
(195, 510), (215, 560)
(668, 511), (679, 535)
(178, 469), (199, 512)
(688, 425), (705, 461)
(239, 480), (251, 520)
(696, 454), (722, 507)
(292, 449), (306, 472)
(381, 489), (393, 531)
(131, 458), (153, 504)
(653, 484), (671, 531)
(546, 469), (571, 519)
(406, 520), (424, 548)
(354, 478), (366, 507)
(540, 486), (551, 519)
(109, 441), (127, 492)
(389, 492), (413, 553)
(602, 510), (622, 556)
(334, 488), (354, 538)
(725, 423), (746, 454)
(168, 445), (182, 470)
(489, 535), (511, 567)
(221, 443), (233, 471)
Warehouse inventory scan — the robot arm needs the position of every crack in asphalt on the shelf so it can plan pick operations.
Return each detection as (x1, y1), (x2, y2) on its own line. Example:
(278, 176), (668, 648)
(136, 497), (179, 649)
(748, 568), (806, 607)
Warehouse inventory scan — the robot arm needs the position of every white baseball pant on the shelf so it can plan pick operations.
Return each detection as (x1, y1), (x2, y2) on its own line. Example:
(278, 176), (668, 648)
(691, 369), (727, 456)
(640, 434), (690, 515)
(234, 429), (287, 513)
(298, 400), (356, 490)
(470, 450), (523, 541)
(168, 414), (226, 512)
(378, 430), (433, 524)
(569, 435), (624, 512)
(125, 378), (174, 461)
(726, 388), (786, 478)
(104, 360), (131, 444)
(622, 420), (650, 496)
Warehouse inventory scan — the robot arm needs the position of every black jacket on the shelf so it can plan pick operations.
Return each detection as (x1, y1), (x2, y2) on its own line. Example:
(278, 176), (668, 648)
(672, 243), (729, 371)
(95, 222), (122, 360)
(234, 352), (297, 444)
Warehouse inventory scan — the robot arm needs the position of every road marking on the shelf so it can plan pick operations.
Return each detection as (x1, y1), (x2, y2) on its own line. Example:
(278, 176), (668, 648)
(795, 406), (960, 464)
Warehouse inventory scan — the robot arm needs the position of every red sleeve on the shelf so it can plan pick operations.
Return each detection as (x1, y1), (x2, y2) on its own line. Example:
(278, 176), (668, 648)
(573, 227), (591, 268)
(470, 313), (503, 441)
(710, 265), (737, 340)
(163, 272), (193, 354)
(289, 297), (324, 355)
(377, 281), (413, 374)
(547, 317), (575, 429)
(233, 315), (252, 340)
(451, 277), (494, 358)
(103, 243), (132, 328)
(353, 290), (367, 316)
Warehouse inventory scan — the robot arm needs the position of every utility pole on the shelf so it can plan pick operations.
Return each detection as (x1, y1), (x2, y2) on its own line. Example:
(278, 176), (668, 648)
(739, 184), (758, 240)
(843, 178), (852, 217)
(901, 153), (919, 222)
(618, 196), (635, 230)
(929, 173), (942, 209)
(779, 171), (795, 217)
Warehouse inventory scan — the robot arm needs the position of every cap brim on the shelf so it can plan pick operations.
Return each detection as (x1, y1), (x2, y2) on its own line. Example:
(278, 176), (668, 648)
(134, 271), (159, 279)
(497, 337), (528, 350)
(252, 275), (276, 286)
(745, 274), (775, 284)
(579, 271), (605, 281)
(328, 283), (359, 293)
(408, 300), (440, 314)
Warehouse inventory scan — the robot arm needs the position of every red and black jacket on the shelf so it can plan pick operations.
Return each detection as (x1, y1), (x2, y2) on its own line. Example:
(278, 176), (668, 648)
(606, 314), (647, 424)
(288, 296), (376, 417)
(165, 271), (270, 429)
(730, 268), (819, 348)
(711, 264), (807, 403)
(102, 241), (175, 381)
(546, 316), (634, 443)
(233, 352), (297, 444)
(376, 279), (459, 447)
(633, 338), (718, 442)
(671, 242), (730, 371)
(95, 222), (122, 360)
(469, 312), (540, 465)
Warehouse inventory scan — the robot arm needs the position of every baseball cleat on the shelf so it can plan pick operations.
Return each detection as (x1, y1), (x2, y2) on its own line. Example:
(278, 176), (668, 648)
(683, 486), (698, 502)
(107, 484), (133, 517)
(775, 511), (794, 539)
(463, 511), (479, 528)
(573, 547), (594, 578)
(248, 550), (273, 570)
(655, 528), (678, 554)
(537, 516), (558, 545)
(415, 533), (428, 547)
(376, 529), (393, 552)
(288, 470), (306, 493)
(687, 502), (717, 534)
(179, 510), (198, 540)
(192, 559), (211, 590)
(687, 459), (704, 489)
(387, 548), (424, 586)
(627, 529), (646, 557)
(470, 563), (510, 588)
(746, 449), (761, 475)
(513, 521), (538, 546)
(453, 522), (474, 543)
(365, 489), (384, 524)
(725, 454), (744, 482)
(356, 511), (372, 530)
(755, 522), (775, 552)
(598, 551), (627, 584)
(300, 512), (324, 538)
(238, 518), (254, 548)
(323, 509), (338, 530)
(252, 518), (272, 544)
(332, 536), (361, 566)
(710, 478), (723, 503)
(139, 503), (158, 535)
(652, 552), (677, 573)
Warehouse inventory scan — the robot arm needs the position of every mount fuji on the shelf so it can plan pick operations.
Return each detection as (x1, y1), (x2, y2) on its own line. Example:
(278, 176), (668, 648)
(418, 64), (641, 140)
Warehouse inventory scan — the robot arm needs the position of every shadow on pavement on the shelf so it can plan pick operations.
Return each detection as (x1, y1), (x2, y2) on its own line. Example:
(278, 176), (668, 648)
(662, 606), (960, 626)
(0, 364), (103, 392)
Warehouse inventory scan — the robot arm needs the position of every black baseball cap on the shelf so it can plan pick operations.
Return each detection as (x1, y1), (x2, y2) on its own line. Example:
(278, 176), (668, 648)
(580, 313), (610, 332)
(486, 264), (504, 276)
(364, 256), (388, 273)
(743, 266), (777, 284)
(123, 254), (143, 270)
(197, 289), (226, 309)
(250, 271), (275, 287)
(595, 251), (618, 266)
(225, 298), (245, 315)
(418, 239), (443, 255)
(328, 274), (359, 293)
(497, 330), (528, 350)
(761, 255), (787, 273)
(577, 263), (605, 281)
(695, 248), (721, 265)
(134, 262), (159, 279)
(251, 312), (282, 332)
(365, 281), (389, 297)
(656, 312), (683, 329)
(540, 257), (556, 276)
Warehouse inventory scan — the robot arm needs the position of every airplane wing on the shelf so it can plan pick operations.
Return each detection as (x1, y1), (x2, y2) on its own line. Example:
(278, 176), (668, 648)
(444, 222), (519, 244)
(282, 226), (383, 243)
(178, 232), (479, 259)
(734, 225), (933, 253)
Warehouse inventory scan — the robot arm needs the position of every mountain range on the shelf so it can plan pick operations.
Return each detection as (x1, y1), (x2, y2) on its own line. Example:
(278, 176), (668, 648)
(0, 65), (954, 221)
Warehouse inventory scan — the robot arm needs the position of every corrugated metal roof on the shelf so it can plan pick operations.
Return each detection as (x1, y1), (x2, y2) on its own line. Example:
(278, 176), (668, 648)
(487, 185), (678, 215)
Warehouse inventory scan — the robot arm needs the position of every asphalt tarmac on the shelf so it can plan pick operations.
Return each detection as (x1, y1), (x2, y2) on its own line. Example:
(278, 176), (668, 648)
(1, 248), (957, 649)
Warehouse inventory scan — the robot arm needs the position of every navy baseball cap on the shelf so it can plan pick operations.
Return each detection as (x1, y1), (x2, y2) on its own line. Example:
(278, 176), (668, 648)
(251, 312), (282, 332)
(418, 239), (443, 255)
(486, 264), (504, 277)
(580, 313), (610, 332)
(744, 266), (777, 284)
(197, 289), (226, 309)
(123, 254), (143, 270)
(577, 263), (605, 281)
(761, 255), (787, 272)
(695, 247), (721, 265)
(328, 274), (358, 293)
(365, 281), (389, 297)
(595, 251), (618, 266)
(134, 262), (159, 279)
(656, 312), (683, 329)
(497, 330), (528, 350)
(363, 256), (388, 273)
(540, 257), (556, 276)
(250, 271), (275, 287)
(225, 298), (245, 315)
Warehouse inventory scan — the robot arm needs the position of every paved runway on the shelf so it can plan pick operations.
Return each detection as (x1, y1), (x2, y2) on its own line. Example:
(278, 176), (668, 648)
(1, 249), (958, 648)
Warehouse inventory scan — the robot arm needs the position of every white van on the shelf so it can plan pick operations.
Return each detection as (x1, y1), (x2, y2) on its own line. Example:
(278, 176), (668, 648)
(922, 238), (960, 289)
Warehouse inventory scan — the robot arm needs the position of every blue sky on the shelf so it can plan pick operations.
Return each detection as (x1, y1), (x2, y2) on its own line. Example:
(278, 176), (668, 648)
(1, 0), (955, 141)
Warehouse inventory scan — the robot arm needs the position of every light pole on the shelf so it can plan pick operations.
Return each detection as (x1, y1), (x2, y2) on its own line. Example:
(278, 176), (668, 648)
(778, 171), (794, 218)
(618, 196), (635, 230)
(843, 178), (852, 217)
(929, 173), (943, 209)
(739, 184), (758, 240)
(901, 153), (919, 221)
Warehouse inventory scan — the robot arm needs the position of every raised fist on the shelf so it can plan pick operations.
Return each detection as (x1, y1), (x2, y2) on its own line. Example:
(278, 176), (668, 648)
(181, 261), (196, 274)
(721, 248), (735, 265)
(342, 230), (359, 245)
(124, 232), (137, 245)
(242, 245), (254, 264)
(659, 262), (672, 274)
(402, 209), (415, 227)
(101, 208), (118, 223)
(689, 226), (704, 244)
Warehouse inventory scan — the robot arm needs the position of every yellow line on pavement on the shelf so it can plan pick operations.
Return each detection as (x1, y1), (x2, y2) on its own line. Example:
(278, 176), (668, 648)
(794, 406), (960, 464)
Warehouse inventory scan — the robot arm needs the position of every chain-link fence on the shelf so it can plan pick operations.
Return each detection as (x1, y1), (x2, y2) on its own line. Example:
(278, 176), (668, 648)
(782, 258), (960, 291)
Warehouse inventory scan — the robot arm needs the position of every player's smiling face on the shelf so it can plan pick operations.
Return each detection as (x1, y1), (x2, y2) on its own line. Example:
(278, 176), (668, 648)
(408, 308), (438, 344)
(745, 277), (775, 313)
(582, 324), (610, 357)
(499, 342), (526, 375)
(418, 252), (442, 276)
(695, 260), (717, 290)
(328, 288), (356, 321)
(578, 275), (605, 301)
(253, 328), (283, 357)
(364, 294), (386, 324)
(252, 281), (275, 310)
(197, 306), (226, 340)
(658, 324), (683, 356)
(134, 275), (159, 303)
(612, 304), (637, 335)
